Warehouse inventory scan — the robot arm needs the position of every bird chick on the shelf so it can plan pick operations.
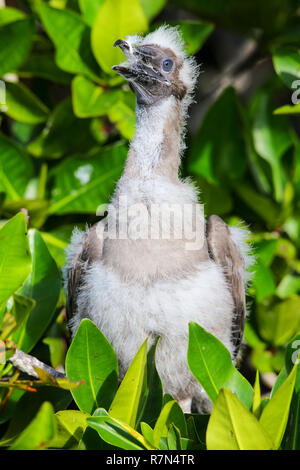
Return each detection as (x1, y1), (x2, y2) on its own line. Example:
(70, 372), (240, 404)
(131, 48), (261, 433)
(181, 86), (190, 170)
(64, 26), (253, 413)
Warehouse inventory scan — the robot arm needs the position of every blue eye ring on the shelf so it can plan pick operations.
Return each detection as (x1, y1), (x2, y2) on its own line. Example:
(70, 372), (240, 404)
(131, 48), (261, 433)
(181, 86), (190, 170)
(162, 57), (174, 73)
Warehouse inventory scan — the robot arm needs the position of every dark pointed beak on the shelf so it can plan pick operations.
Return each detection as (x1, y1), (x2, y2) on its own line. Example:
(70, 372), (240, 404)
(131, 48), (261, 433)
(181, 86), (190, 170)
(113, 39), (130, 53)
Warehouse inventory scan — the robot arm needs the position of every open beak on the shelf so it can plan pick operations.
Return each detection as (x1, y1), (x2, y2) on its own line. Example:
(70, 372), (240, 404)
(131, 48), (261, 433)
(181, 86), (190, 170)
(112, 40), (171, 86)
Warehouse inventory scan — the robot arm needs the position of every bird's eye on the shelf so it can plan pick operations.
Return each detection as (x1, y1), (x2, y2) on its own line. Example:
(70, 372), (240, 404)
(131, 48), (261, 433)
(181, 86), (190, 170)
(162, 58), (174, 72)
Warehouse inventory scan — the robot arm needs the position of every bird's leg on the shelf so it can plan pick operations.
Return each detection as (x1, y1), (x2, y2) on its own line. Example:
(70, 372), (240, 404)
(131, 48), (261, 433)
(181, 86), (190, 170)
(177, 397), (192, 413)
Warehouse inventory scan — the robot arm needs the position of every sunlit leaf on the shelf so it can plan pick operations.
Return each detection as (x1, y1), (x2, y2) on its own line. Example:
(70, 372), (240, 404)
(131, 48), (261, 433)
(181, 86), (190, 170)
(66, 319), (118, 414)
(38, 3), (100, 81)
(109, 340), (147, 428)
(0, 18), (34, 77)
(49, 141), (127, 214)
(206, 388), (275, 450)
(0, 213), (31, 309)
(260, 364), (297, 448)
(5, 81), (49, 124)
(9, 402), (56, 450)
(188, 322), (253, 408)
(0, 134), (34, 200)
(91, 0), (148, 74)
(12, 230), (60, 353)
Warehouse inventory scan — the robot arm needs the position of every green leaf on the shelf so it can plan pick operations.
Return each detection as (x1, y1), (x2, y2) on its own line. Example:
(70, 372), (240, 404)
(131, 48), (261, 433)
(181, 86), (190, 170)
(138, 338), (163, 427)
(40, 225), (77, 268)
(108, 100), (136, 139)
(0, 294), (35, 340)
(153, 400), (176, 448)
(252, 371), (262, 419)
(188, 322), (253, 408)
(38, 3), (100, 81)
(72, 75), (121, 118)
(19, 54), (72, 84)
(277, 274), (300, 299)
(234, 183), (281, 228)
(27, 98), (94, 159)
(0, 19), (34, 77)
(87, 409), (150, 450)
(252, 260), (276, 302)
(0, 213), (31, 309)
(141, 0), (166, 20)
(188, 87), (247, 183)
(273, 47), (300, 88)
(194, 177), (233, 216)
(260, 364), (297, 448)
(66, 319), (118, 414)
(49, 142), (127, 214)
(91, 0), (148, 74)
(0, 134), (34, 200)
(206, 389), (275, 450)
(109, 340), (147, 428)
(257, 296), (300, 346)
(251, 89), (293, 201)
(50, 410), (89, 449)
(274, 103), (300, 115)
(0, 387), (71, 446)
(282, 335), (300, 449)
(9, 402), (56, 450)
(175, 21), (214, 55)
(78, 0), (105, 26)
(5, 81), (49, 124)
(0, 7), (26, 26)
(12, 230), (61, 353)
(167, 423), (182, 450)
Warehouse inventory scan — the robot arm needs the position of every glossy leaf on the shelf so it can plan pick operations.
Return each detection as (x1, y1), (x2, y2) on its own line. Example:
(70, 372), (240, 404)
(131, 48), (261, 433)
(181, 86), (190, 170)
(273, 47), (300, 89)
(251, 89), (293, 201)
(256, 296), (300, 346)
(87, 408), (153, 450)
(50, 410), (89, 449)
(5, 82), (49, 124)
(138, 338), (163, 427)
(27, 98), (95, 159)
(0, 19), (34, 77)
(109, 340), (147, 428)
(188, 87), (247, 183)
(49, 142), (127, 214)
(38, 3), (100, 81)
(141, 0), (166, 20)
(0, 134), (33, 200)
(206, 388), (275, 450)
(0, 213), (31, 309)
(9, 402), (56, 450)
(72, 75), (121, 118)
(66, 319), (118, 414)
(91, 0), (148, 74)
(153, 399), (186, 448)
(260, 364), (297, 448)
(174, 21), (214, 55)
(252, 371), (262, 418)
(188, 322), (253, 408)
(12, 230), (60, 353)
(78, 0), (105, 26)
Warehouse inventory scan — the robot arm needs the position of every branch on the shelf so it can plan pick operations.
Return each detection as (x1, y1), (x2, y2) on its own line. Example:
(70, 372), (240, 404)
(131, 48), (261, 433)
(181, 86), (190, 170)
(9, 348), (66, 380)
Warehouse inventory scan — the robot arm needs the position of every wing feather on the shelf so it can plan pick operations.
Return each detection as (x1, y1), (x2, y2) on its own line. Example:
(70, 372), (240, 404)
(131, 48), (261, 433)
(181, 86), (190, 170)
(66, 222), (104, 321)
(206, 215), (246, 358)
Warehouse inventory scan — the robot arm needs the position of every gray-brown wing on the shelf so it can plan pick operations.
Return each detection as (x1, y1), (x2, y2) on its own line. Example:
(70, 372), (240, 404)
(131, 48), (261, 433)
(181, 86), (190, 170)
(66, 222), (104, 322)
(206, 215), (246, 358)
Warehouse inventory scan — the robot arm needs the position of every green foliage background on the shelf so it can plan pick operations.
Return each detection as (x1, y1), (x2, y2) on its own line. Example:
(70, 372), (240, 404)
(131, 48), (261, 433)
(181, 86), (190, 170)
(0, 0), (300, 450)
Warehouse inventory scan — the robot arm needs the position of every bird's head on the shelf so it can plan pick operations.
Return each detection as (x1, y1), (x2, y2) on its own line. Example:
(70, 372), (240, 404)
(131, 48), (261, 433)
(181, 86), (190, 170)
(112, 26), (198, 106)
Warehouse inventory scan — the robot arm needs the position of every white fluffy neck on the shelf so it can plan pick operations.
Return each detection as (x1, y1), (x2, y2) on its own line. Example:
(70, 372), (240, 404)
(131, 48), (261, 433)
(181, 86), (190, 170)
(128, 96), (183, 179)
